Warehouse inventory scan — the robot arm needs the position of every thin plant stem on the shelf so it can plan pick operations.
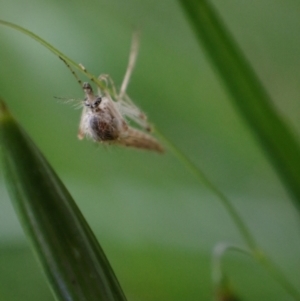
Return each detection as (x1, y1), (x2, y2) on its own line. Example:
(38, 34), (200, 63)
(212, 243), (250, 301)
(258, 255), (300, 301)
(0, 20), (107, 92)
(155, 129), (300, 301)
(155, 129), (257, 251)
(212, 243), (251, 285)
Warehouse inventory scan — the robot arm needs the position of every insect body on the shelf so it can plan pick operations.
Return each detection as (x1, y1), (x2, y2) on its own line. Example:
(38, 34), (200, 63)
(61, 33), (163, 153)
(77, 81), (163, 152)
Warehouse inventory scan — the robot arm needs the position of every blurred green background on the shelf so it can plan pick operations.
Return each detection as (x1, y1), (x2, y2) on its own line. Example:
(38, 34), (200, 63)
(0, 0), (300, 300)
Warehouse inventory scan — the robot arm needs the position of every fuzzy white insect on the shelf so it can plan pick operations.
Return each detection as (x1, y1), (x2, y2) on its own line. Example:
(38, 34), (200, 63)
(61, 33), (163, 153)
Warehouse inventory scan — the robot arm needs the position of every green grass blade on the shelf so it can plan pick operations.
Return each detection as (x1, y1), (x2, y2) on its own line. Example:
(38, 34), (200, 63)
(0, 19), (106, 90)
(178, 0), (300, 208)
(0, 100), (127, 301)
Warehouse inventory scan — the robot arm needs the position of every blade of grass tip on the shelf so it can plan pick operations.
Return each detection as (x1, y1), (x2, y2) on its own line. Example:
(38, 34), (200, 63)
(211, 244), (299, 301)
(0, 99), (127, 301)
(178, 0), (300, 210)
(212, 244), (249, 301)
(0, 19), (106, 91)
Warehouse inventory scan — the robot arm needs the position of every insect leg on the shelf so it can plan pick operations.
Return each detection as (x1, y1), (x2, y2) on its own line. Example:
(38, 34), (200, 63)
(118, 30), (140, 100)
(77, 106), (88, 140)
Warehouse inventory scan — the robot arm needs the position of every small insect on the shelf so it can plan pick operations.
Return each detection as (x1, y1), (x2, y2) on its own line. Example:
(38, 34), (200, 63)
(60, 33), (163, 153)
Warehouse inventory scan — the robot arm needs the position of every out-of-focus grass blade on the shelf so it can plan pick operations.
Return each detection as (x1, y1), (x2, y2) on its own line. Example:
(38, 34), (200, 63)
(0, 99), (127, 301)
(178, 0), (300, 208)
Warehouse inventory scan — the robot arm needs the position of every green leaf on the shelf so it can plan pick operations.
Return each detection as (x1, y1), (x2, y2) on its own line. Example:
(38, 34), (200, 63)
(178, 0), (300, 208)
(0, 99), (127, 301)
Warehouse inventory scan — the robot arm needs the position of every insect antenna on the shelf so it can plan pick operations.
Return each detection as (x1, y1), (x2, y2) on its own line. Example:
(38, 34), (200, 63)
(53, 96), (80, 103)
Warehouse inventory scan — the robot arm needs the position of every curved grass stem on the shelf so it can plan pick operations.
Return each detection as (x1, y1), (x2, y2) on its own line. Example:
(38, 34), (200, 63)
(212, 243), (251, 285)
(156, 129), (300, 301)
(258, 255), (300, 301)
(0, 19), (106, 91)
(155, 129), (258, 251)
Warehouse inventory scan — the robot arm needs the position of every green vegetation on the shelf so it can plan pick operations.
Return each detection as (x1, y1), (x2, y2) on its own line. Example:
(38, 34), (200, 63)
(0, 1), (300, 300)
